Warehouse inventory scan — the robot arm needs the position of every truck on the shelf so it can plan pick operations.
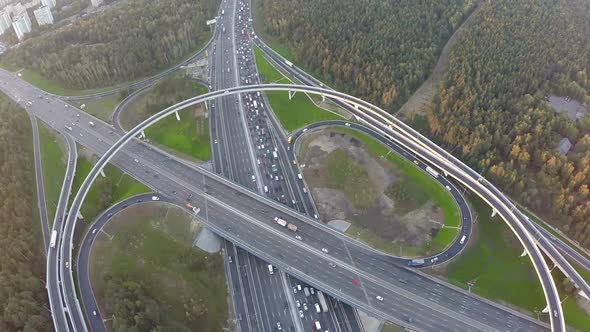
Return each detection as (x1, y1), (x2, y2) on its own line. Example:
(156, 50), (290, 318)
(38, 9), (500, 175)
(285, 60), (294, 67)
(425, 166), (439, 178)
(50, 230), (57, 248)
(275, 217), (287, 227)
(275, 217), (298, 232)
(317, 291), (329, 312)
(407, 259), (425, 267)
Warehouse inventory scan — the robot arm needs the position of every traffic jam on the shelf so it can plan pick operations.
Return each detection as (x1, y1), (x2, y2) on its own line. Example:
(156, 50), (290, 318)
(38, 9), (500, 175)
(234, 0), (301, 210)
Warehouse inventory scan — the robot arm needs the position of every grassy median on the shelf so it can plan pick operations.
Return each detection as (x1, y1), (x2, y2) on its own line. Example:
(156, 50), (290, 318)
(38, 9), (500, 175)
(254, 46), (342, 131)
(70, 154), (150, 223)
(37, 123), (67, 225)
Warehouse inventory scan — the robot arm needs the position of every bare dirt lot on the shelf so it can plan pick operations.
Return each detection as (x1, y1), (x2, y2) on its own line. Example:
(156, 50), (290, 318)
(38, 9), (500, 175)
(301, 129), (444, 249)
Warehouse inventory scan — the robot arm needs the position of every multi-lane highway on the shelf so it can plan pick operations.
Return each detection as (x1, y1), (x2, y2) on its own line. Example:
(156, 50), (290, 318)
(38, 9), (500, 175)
(4, 5), (586, 330)
(13, 78), (551, 331)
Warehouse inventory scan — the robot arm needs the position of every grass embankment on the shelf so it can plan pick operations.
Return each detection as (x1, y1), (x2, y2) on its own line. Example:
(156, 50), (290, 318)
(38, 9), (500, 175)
(70, 155), (150, 223)
(37, 123), (67, 225)
(254, 47), (342, 131)
(326, 149), (375, 209)
(20, 69), (118, 96)
(90, 204), (228, 331)
(336, 128), (460, 248)
(446, 198), (590, 331)
(69, 93), (126, 122)
(121, 74), (211, 161)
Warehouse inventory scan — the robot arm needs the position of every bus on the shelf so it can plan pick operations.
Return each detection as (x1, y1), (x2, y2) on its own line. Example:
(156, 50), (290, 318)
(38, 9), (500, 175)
(317, 291), (329, 312)
(426, 166), (439, 178)
(50, 230), (57, 248)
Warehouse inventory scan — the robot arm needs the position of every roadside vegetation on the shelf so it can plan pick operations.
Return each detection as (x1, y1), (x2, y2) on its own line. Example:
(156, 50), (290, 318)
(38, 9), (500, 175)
(37, 123), (67, 225)
(254, 47), (342, 131)
(428, 0), (590, 247)
(90, 204), (228, 331)
(254, 0), (477, 111)
(69, 93), (127, 122)
(121, 74), (211, 161)
(445, 198), (590, 330)
(0, 94), (51, 330)
(0, 0), (218, 94)
(70, 153), (150, 223)
(300, 128), (460, 257)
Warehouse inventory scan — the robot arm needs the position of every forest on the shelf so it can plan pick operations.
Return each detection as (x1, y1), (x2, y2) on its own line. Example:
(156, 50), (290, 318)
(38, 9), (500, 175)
(0, 0), (218, 89)
(0, 95), (51, 331)
(428, 0), (590, 244)
(255, 0), (477, 111)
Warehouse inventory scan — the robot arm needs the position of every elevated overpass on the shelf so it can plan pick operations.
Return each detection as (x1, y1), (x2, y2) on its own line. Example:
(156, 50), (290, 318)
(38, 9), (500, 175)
(58, 84), (560, 332)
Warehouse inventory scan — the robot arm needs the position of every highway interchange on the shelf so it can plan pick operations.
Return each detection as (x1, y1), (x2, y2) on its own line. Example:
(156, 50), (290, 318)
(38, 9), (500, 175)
(3, 0), (590, 330)
(1, 73), (553, 332)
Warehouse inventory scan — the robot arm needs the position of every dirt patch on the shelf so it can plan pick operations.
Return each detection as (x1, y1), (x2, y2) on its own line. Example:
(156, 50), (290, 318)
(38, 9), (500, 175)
(301, 129), (443, 247)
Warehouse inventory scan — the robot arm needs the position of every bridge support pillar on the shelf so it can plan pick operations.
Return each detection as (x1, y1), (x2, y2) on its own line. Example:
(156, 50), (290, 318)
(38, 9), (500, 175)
(77, 211), (84, 219)
(520, 249), (527, 257)
(321, 94), (326, 102)
(140, 130), (146, 139)
(542, 305), (549, 313)
(205, 100), (209, 111)
(443, 170), (448, 177)
(100, 169), (106, 178)
(491, 209), (498, 217)
(288, 89), (295, 100)
(175, 111), (181, 121)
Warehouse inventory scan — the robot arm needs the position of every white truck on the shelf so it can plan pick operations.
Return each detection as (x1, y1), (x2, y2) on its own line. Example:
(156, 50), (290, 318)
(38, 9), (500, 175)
(426, 166), (439, 178)
(49, 230), (57, 248)
(274, 217), (298, 232)
(317, 291), (329, 312)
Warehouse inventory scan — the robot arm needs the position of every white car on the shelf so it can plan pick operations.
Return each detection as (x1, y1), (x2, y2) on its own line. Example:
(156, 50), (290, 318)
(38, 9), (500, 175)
(295, 235), (302, 241)
(92, 229), (97, 234)
(321, 248), (329, 253)
(299, 310), (304, 318)
(345, 122), (351, 127)
(296, 300), (300, 308)
(151, 196), (160, 201)
(376, 296), (384, 301)
(134, 158), (139, 163)
(92, 311), (97, 316)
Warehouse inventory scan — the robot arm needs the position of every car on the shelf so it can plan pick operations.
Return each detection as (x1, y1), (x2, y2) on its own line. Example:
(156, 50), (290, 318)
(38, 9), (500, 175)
(445, 185), (452, 191)
(92, 310), (97, 316)
(295, 235), (302, 240)
(293, 287), (297, 294)
(298, 310), (304, 318)
(107, 213), (113, 218)
(296, 300), (300, 308)
(151, 196), (160, 201)
(276, 322), (282, 330)
(251, 175), (256, 182)
(134, 158), (139, 163)
(92, 229), (97, 234)
(413, 160), (419, 165)
(310, 287), (315, 295)
(303, 303), (308, 311)
(345, 122), (351, 127)
(297, 284), (302, 291)
(328, 262), (336, 268)
(65, 262), (69, 268)
(321, 248), (328, 253)
(376, 295), (384, 301)
(314, 303), (321, 313)
(352, 278), (361, 285)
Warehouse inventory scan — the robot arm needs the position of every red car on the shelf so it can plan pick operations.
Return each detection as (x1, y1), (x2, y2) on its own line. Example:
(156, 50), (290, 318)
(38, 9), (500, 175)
(352, 278), (360, 285)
